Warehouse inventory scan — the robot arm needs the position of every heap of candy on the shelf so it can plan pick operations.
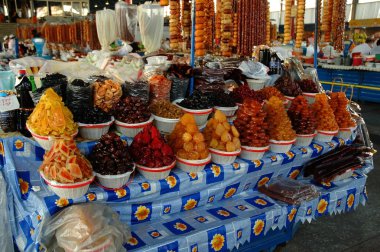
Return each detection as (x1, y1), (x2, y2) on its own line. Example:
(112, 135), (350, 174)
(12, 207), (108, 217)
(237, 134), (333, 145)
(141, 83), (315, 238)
(258, 86), (285, 101)
(231, 84), (265, 103)
(130, 125), (175, 167)
(27, 88), (77, 136)
(287, 95), (316, 135)
(312, 93), (339, 131)
(178, 90), (212, 109)
(89, 133), (134, 175)
(296, 79), (319, 93)
(274, 73), (302, 97)
(93, 79), (122, 113)
(168, 114), (209, 160)
(149, 100), (183, 119)
(329, 92), (356, 128)
(204, 110), (241, 152)
(265, 96), (296, 141)
(234, 99), (269, 147)
(39, 138), (93, 183)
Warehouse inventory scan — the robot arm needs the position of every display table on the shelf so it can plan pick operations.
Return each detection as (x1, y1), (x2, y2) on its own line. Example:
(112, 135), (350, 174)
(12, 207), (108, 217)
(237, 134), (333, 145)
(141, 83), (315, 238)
(317, 66), (380, 103)
(0, 136), (371, 252)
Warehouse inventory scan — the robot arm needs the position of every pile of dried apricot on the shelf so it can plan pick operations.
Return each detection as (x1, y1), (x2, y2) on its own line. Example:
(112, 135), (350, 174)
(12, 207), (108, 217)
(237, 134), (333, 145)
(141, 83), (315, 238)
(204, 110), (241, 152)
(168, 114), (209, 160)
(329, 92), (356, 128)
(312, 93), (339, 131)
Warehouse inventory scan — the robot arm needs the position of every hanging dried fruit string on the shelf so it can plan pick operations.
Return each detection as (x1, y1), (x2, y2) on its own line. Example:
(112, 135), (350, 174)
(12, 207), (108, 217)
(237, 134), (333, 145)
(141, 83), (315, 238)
(284, 0), (292, 44)
(169, 0), (181, 50)
(295, 0), (305, 49)
(333, 0), (346, 52)
(181, 0), (191, 40)
(195, 0), (206, 57)
(266, 1), (271, 45)
(215, 0), (222, 50)
(221, 0), (233, 57)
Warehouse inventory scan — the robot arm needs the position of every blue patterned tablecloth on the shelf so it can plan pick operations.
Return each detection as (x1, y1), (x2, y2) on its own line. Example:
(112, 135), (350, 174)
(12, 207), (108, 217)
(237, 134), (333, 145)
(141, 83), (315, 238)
(0, 136), (370, 252)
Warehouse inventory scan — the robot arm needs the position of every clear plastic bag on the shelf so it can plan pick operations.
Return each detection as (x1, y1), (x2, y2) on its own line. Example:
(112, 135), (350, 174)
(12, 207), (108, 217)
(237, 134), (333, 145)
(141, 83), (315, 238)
(169, 76), (189, 102)
(66, 79), (93, 121)
(0, 70), (15, 90)
(115, 1), (134, 42)
(126, 5), (138, 42)
(96, 9), (118, 51)
(238, 60), (269, 80)
(123, 80), (150, 104)
(137, 4), (164, 53)
(259, 177), (320, 205)
(0, 173), (14, 252)
(38, 204), (129, 252)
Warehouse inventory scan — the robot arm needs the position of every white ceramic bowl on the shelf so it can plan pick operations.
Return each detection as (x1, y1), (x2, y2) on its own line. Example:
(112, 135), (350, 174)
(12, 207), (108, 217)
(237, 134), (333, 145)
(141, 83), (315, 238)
(338, 127), (355, 140)
(153, 114), (180, 134)
(95, 165), (135, 189)
(247, 78), (268, 91)
(77, 119), (114, 140)
(136, 161), (176, 181)
(295, 132), (317, 146)
(214, 106), (238, 118)
(115, 115), (154, 138)
(176, 154), (211, 173)
(269, 139), (296, 153)
(209, 148), (241, 165)
(175, 102), (213, 126)
(40, 171), (94, 199)
(284, 96), (295, 108)
(27, 124), (78, 151)
(240, 146), (269, 160)
(302, 92), (318, 104)
(315, 130), (338, 142)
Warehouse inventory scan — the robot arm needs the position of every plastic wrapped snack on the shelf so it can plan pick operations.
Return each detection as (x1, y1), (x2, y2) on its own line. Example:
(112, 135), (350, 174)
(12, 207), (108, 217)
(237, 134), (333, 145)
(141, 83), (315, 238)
(259, 177), (320, 205)
(93, 79), (122, 113)
(169, 76), (189, 102)
(38, 204), (129, 252)
(122, 80), (150, 105)
(66, 79), (93, 121)
(149, 75), (171, 103)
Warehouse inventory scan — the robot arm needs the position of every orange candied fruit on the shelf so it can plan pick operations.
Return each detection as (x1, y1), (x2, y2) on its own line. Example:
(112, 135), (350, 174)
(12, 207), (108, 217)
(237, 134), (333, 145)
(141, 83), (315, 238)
(329, 92), (356, 129)
(312, 93), (339, 131)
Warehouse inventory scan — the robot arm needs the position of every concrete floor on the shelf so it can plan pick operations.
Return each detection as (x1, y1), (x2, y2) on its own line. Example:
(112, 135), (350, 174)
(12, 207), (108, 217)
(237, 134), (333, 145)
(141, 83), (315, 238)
(283, 102), (380, 252)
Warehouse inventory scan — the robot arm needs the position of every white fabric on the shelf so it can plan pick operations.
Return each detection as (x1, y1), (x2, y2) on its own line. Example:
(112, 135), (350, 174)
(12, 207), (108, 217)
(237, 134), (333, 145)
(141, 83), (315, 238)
(96, 9), (118, 51)
(370, 45), (380, 55)
(351, 43), (372, 57)
(137, 4), (164, 53)
(306, 45), (320, 57)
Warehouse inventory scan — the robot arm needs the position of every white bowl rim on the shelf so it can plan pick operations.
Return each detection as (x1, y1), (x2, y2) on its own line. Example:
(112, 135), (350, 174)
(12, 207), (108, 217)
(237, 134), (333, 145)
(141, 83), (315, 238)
(115, 115), (154, 127)
(40, 171), (94, 188)
(209, 148), (241, 156)
(296, 132), (317, 137)
(153, 114), (181, 122)
(176, 154), (212, 165)
(174, 101), (213, 114)
(317, 130), (339, 135)
(269, 139), (296, 144)
(241, 145), (270, 152)
(77, 118), (114, 127)
(27, 123), (78, 141)
(214, 105), (239, 111)
(136, 160), (176, 172)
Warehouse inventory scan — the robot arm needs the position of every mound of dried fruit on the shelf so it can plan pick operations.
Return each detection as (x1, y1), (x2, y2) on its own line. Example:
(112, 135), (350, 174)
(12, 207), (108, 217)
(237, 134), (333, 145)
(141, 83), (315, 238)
(113, 96), (151, 124)
(94, 79), (122, 112)
(208, 90), (236, 107)
(89, 133), (134, 175)
(287, 95), (316, 135)
(230, 84), (265, 103)
(130, 125), (175, 167)
(274, 73), (302, 97)
(234, 99), (269, 147)
(178, 90), (212, 109)
(168, 114), (209, 160)
(149, 99), (183, 119)
(296, 79), (320, 93)
(265, 96), (296, 141)
(329, 92), (356, 128)
(204, 110), (241, 152)
(39, 138), (93, 183)
(27, 88), (77, 136)
(312, 93), (339, 131)
(258, 86), (286, 101)
(78, 107), (112, 124)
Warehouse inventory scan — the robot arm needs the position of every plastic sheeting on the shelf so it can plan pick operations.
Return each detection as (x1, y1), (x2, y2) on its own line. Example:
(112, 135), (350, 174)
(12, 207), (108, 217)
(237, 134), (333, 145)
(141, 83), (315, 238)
(96, 9), (118, 51)
(137, 4), (164, 53)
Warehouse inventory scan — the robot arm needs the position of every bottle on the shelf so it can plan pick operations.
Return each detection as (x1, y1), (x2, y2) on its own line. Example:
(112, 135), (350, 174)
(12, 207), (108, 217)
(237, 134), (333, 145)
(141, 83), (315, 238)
(15, 70), (34, 137)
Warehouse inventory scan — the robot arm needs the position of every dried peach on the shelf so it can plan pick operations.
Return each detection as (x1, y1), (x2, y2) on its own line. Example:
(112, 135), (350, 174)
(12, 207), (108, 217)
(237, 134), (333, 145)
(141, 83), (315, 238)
(193, 132), (205, 143)
(183, 142), (194, 152)
(180, 113), (196, 125)
(182, 132), (193, 142)
(231, 125), (239, 138)
(195, 142), (206, 152)
(226, 141), (236, 152)
(210, 138), (219, 148)
(214, 109), (227, 122)
(215, 123), (225, 136)
(221, 131), (232, 142)
(186, 124), (198, 134)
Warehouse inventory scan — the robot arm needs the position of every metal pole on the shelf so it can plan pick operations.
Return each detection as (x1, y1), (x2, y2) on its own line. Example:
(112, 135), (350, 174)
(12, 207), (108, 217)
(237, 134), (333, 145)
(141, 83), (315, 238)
(189, 0), (196, 95)
(314, 0), (320, 68)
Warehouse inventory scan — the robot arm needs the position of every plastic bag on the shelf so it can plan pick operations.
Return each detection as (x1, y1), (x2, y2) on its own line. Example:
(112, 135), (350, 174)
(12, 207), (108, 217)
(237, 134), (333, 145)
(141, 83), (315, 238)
(66, 79), (93, 121)
(32, 73), (68, 104)
(169, 76), (189, 101)
(38, 204), (129, 252)
(0, 110), (17, 132)
(96, 9), (118, 51)
(115, 1), (134, 42)
(123, 80), (150, 104)
(0, 70), (15, 90)
(238, 60), (270, 80)
(137, 4), (164, 53)
(149, 75), (171, 103)
(9, 56), (46, 75)
(126, 5), (138, 42)
(259, 177), (319, 205)
(0, 173), (14, 252)
(106, 54), (144, 83)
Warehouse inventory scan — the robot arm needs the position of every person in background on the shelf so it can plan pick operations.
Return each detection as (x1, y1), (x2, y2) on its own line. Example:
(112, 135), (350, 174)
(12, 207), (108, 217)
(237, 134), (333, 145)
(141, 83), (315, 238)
(306, 36), (320, 57)
(272, 36), (284, 46)
(351, 38), (373, 57)
(370, 39), (380, 55)
(7, 34), (15, 55)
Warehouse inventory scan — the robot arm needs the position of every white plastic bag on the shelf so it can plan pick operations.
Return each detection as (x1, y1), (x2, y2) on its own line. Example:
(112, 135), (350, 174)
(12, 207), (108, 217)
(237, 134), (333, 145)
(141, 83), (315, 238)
(106, 54), (144, 83)
(126, 5), (138, 42)
(38, 204), (130, 252)
(9, 56), (46, 75)
(138, 4), (164, 53)
(0, 173), (14, 252)
(238, 60), (270, 80)
(96, 9), (118, 51)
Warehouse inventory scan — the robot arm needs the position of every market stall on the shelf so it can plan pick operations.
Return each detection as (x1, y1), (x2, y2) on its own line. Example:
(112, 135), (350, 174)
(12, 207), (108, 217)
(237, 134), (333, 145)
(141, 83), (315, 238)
(0, 0), (377, 251)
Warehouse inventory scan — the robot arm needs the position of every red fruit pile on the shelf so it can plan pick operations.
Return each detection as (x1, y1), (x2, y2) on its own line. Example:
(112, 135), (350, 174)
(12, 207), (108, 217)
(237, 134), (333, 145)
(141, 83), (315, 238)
(230, 84), (265, 103)
(287, 96), (316, 135)
(130, 125), (175, 168)
(234, 99), (269, 147)
(39, 138), (93, 183)
(258, 86), (286, 101)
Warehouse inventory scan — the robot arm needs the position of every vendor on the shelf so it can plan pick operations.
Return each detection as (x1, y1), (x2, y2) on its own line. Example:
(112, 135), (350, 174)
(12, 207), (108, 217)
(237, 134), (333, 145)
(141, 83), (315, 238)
(2, 35), (8, 52)
(272, 36), (284, 46)
(306, 37), (320, 57)
(370, 39), (380, 55)
(7, 34), (15, 55)
(351, 38), (373, 57)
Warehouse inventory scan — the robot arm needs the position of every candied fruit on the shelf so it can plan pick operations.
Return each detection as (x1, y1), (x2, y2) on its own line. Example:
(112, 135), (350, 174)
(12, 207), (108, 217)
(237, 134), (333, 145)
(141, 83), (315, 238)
(287, 96), (316, 135)
(312, 94), (339, 131)
(329, 92), (356, 128)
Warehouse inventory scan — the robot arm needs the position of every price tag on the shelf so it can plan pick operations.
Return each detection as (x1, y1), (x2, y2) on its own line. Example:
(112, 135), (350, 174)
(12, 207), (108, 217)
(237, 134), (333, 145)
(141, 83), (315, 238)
(0, 95), (20, 112)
